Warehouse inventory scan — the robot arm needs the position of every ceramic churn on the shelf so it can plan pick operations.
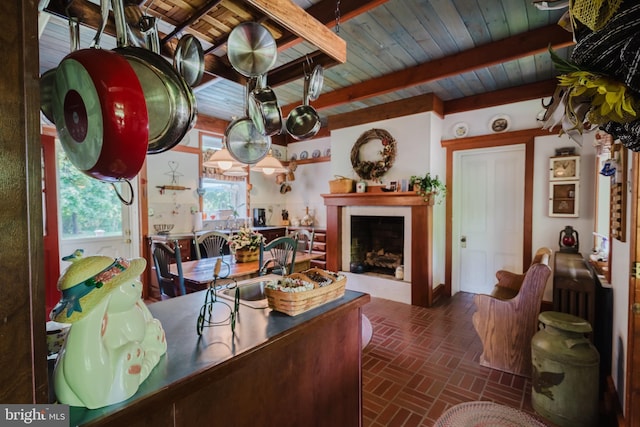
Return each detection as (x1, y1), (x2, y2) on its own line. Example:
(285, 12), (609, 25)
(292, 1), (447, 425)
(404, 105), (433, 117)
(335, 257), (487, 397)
(531, 311), (599, 427)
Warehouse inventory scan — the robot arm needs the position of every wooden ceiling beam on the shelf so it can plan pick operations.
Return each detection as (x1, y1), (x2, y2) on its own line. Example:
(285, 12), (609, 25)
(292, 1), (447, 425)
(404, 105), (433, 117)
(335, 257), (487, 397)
(241, 0), (347, 63)
(276, 0), (391, 51)
(161, 0), (223, 44)
(44, 0), (244, 84)
(289, 24), (573, 114)
(443, 79), (559, 115)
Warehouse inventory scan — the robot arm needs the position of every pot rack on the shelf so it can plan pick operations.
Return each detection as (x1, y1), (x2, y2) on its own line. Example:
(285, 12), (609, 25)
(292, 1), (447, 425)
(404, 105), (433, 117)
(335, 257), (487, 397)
(43, 0), (347, 90)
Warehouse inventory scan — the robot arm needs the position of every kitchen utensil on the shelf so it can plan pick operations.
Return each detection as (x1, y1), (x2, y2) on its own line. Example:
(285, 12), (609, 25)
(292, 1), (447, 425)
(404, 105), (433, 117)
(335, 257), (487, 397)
(154, 223), (174, 234)
(174, 34), (205, 87)
(225, 117), (271, 164)
(40, 16), (81, 125)
(227, 22), (277, 77)
(285, 76), (321, 140)
(52, 48), (148, 182)
(307, 63), (324, 101)
(109, 0), (197, 154)
(248, 74), (282, 136)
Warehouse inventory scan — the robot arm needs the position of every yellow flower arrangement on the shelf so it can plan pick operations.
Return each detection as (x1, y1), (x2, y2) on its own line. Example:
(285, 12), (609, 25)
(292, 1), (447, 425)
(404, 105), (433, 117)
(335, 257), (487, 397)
(557, 71), (637, 125)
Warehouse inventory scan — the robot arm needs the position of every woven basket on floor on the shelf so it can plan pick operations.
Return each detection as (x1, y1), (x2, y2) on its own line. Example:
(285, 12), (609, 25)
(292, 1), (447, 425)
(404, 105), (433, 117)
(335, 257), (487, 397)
(266, 268), (346, 316)
(433, 401), (548, 427)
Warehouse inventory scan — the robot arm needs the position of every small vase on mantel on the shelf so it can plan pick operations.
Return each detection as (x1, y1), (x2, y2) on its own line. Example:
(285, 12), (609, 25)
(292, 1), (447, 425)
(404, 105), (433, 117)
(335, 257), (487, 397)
(235, 248), (259, 263)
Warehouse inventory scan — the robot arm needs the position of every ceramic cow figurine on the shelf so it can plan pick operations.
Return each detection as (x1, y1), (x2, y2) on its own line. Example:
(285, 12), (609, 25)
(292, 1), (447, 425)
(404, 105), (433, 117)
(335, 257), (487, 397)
(50, 252), (166, 409)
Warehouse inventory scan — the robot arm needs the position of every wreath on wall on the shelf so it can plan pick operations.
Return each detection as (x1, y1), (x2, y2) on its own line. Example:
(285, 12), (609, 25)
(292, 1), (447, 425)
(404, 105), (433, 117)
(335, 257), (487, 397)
(350, 128), (397, 182)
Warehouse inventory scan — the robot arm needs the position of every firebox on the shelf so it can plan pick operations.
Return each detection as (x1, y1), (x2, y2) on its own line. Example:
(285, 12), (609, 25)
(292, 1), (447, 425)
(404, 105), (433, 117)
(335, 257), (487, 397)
(350, 215), (404, 276)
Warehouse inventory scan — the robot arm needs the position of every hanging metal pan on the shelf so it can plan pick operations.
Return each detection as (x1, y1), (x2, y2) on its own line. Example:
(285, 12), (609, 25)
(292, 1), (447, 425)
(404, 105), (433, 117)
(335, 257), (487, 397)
(110, 0), (197, 154)
(40, 16), (81, 125)
(225, 117), (271, 164)
(227, 22), (277, 77)
(174, 34), (205, 87)
(307, 64), (324, 101)
(286, 77), (321, 140)
(248, 74), (282, 136)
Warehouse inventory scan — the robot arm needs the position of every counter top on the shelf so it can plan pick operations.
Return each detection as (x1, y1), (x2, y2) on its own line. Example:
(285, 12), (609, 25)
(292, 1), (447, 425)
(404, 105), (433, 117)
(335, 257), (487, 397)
(68, 286), (369, 426)
(147, 226), (286, 241)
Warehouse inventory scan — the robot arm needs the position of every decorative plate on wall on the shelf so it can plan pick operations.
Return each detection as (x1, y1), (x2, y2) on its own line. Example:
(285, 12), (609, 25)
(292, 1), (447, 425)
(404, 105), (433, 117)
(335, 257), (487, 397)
(489, 115), (510, 133)
(325, 148), (331, 157)
(453, 122), (469, 138)
(312, 149), (321, 158)
(300, 150), (309, 160)
(290, 153), (297, 161)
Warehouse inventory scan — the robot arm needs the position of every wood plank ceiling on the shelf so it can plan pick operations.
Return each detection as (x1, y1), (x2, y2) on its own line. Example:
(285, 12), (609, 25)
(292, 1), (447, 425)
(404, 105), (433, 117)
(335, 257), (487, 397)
(38, 0), (573, 132)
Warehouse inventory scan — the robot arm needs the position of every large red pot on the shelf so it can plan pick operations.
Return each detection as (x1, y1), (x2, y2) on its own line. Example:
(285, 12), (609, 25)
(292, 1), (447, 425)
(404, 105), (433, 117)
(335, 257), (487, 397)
(52, 48), (148, 182)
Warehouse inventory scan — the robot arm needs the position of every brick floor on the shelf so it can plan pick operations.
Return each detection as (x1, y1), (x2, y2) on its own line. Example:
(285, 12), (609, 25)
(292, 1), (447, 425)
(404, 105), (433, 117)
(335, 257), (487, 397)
(361, 293), (614, 426)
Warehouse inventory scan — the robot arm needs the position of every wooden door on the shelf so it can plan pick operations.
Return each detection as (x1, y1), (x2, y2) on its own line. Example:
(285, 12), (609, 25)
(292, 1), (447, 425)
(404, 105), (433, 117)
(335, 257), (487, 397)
(453, 145), (525, 295)
(42, 134), (60, 316)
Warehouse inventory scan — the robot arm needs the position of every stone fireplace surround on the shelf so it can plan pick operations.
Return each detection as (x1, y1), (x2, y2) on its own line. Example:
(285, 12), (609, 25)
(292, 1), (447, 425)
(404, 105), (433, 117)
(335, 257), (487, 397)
(322, 192), (434, 307)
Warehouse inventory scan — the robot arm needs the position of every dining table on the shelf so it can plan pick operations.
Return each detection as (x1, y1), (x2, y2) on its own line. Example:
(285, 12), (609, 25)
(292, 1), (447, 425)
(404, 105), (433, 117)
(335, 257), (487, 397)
(170, 251), (324, 292)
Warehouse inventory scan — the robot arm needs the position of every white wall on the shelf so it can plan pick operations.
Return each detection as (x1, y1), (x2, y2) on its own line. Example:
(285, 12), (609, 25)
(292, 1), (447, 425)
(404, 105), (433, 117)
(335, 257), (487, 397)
(145, 130), (200, 234)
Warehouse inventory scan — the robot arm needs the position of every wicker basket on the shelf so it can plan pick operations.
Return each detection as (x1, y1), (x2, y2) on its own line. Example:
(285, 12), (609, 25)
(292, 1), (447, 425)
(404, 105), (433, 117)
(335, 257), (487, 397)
(235, 248), (259, 263)
(265, 268), (346, 316)
(329, 176), (354, 193)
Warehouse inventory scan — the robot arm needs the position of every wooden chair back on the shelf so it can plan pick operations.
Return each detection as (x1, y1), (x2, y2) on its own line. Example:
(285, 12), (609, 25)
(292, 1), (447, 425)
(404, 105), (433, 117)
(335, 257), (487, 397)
(289, 229), (314, 254)
(194, 231), (230, 260)
(151, 240), (186, 298)
(259, 236), (298, 276)
(472, 247), (552, 377)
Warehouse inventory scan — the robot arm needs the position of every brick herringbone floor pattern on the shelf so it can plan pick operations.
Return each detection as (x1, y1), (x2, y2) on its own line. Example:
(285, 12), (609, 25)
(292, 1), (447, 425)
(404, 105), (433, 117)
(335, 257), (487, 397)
(361, 293), (550, 427)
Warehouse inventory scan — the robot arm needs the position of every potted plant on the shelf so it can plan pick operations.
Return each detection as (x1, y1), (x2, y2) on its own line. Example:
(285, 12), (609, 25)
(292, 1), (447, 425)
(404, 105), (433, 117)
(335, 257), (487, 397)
(229, 227), (265, 262)
(409, 173), (446, 204)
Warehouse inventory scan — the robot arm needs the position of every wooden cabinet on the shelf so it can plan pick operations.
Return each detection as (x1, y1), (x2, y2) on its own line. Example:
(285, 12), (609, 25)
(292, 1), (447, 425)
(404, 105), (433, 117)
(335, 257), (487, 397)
(256, 227), (286, 243)
(549, 181), (579, 217)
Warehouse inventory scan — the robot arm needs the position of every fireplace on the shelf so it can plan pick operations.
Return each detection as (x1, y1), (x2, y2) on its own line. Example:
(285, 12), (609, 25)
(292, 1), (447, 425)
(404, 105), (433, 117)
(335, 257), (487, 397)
(351, 215), (404, 275)
(345, 209), (409, 279)
(322, 192), (433, 307)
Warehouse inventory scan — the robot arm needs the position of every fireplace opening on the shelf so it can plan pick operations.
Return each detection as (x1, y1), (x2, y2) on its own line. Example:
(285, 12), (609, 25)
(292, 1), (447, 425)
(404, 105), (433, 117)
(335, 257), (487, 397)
(350, 215), (404, 276)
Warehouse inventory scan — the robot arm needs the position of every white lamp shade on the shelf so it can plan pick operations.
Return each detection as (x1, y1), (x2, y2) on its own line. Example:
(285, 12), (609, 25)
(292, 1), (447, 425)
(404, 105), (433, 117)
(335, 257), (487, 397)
(223, 165), (248, 176)
(253, 150), (286, 175)
(203, 148), (242, 170)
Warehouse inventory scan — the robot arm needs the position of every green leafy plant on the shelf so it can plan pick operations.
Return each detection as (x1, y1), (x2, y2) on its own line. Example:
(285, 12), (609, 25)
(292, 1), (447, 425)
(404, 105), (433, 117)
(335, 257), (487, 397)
(409, 173), (446, 204)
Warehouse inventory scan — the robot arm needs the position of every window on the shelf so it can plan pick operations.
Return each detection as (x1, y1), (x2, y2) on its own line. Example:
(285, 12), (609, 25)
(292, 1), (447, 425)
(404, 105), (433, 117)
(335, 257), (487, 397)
(202, 178), (246, 217)
(201, 133), (247, 218)
(56, 143), (123, 238)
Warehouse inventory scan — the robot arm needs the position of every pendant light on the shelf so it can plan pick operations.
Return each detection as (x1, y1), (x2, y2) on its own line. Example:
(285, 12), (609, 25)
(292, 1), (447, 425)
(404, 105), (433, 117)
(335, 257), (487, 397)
(203, 137), (244, 170)
(252, 149), (286, 175)
(223, 165), (248, 177)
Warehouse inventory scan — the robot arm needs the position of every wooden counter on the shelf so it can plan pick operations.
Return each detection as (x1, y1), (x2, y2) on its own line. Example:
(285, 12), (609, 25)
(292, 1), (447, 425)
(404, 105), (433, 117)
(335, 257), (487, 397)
(68, 288), (370, 426)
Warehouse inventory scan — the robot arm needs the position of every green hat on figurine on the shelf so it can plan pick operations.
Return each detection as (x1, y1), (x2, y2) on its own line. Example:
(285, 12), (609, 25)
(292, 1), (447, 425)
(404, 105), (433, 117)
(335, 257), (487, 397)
(50, 249), (146, 323)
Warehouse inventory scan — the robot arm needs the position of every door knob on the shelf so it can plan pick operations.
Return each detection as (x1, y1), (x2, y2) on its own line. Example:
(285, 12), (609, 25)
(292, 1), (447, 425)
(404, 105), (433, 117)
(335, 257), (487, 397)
(460, 236), (467, 248)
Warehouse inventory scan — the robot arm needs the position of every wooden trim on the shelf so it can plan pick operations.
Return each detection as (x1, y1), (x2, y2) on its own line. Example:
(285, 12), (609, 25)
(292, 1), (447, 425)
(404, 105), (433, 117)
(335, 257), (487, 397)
(327, 93), (444, 131)
(626, 151), (640, 425)
(193, 115), (229, 134)
(322, 192), (433, 206)
(443, 80), (558, 115)
(443, 131), (535, 297)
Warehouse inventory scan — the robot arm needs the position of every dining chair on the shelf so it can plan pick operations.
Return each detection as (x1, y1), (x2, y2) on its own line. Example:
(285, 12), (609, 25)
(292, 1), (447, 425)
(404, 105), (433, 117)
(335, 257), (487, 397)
(194, 231), (230, 260)
(289, 229), (314, 254)
(151, 240), (186, 298)
(259, 236), (298, 276)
